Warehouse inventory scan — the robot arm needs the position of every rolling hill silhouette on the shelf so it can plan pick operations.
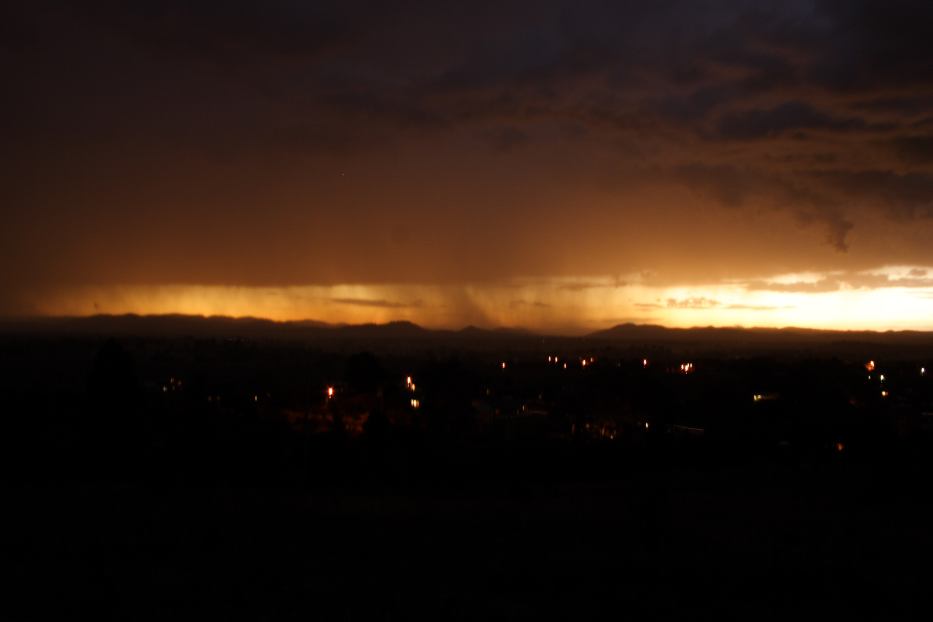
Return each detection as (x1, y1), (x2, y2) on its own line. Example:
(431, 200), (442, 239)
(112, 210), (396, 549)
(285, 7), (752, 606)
(2, 315), (933, 354)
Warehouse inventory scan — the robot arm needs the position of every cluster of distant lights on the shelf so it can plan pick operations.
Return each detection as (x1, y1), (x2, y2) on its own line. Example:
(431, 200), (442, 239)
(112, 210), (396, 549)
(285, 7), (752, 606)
(164, 378), (260, 404)
(323, 357), (924, 409)
(406, 376), (420, 408)
(865, 360), (886, 397)
(747, 357), (927, 404)
(535, 356), (697, 373)
(865, 361), (877, 397)
(544, 356), (596, 366)
(162, 355), (930, 451)
(863, 360), (928, 399)
(323, 376), (421, 409)
(167, 357), (931, 443)
(176, 356), (928, 410)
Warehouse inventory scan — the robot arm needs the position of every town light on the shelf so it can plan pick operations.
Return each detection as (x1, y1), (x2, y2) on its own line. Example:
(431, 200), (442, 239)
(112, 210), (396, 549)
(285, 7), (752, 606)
(326, 386), (334, 399)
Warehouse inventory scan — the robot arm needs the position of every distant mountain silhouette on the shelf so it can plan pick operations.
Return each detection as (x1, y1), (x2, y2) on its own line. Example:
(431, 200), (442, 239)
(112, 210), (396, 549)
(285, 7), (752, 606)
(588, 322), (817, 341)
(333, 321), (427, 339)
(2, 315), (933, 354)
(0, 314), (328, 339)
(0, 315), (529, 345)
(587, 322), (933, 348)
(457, 325), (534, 338)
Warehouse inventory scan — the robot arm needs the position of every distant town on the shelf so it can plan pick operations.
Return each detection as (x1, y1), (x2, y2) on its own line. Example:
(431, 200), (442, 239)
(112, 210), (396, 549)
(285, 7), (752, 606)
(8, 315), (933, 619)
(6, 315), (933, 486)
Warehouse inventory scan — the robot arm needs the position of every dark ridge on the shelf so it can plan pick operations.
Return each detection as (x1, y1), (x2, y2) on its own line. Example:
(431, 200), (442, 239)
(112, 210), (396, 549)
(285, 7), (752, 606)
(3, 315), (933, 356)
(333, 321), (427, 339)
(588, 322), (916, 341)
(458, 325), (532, 337)
(587, 322), (933, 350)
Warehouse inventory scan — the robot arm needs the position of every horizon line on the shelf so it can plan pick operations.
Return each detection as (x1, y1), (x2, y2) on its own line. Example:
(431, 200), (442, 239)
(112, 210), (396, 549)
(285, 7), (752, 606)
(3, 312), (933, 338)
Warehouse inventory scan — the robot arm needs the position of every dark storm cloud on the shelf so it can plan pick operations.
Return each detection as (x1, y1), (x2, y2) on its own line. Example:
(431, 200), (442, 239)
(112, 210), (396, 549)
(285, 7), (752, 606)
(9, 2), (931, 150)
(715, 101), (875, 141)
(891, 136), (933, 164)
(77, 0), (371, 62)
(674, 164), (855, 251)
(853, 96), (933, 116)
(4, 0), (933, 317)
(484, 127), (532, 153)
(809, 171), (933, 220)
(808, 0), (933, 91)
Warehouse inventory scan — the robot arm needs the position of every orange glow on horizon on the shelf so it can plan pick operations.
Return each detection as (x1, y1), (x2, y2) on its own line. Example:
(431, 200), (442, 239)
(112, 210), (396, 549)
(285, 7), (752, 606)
(19, 265), (933, 334)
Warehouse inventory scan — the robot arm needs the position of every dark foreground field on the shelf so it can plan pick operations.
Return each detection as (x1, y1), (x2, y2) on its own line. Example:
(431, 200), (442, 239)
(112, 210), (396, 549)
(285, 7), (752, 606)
(5, 329), (933, 620)
(10, 458), (933, 621)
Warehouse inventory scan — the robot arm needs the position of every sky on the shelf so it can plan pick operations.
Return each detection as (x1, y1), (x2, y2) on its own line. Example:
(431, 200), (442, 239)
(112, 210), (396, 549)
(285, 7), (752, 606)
(4, 1), (933, 332)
